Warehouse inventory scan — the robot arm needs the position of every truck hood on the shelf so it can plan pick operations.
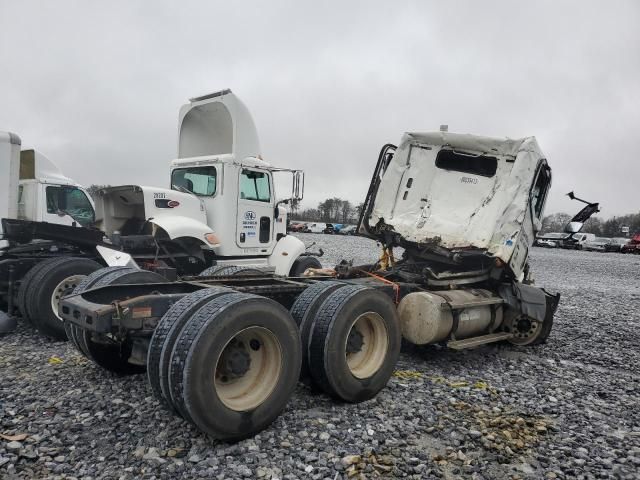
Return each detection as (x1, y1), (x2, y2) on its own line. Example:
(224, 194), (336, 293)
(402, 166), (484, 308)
(94, 185), (213, 242)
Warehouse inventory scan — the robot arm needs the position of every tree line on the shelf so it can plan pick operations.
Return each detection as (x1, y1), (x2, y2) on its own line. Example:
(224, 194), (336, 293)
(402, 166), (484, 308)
(541, 211), (640, 237)
(291, 197), (364, 224)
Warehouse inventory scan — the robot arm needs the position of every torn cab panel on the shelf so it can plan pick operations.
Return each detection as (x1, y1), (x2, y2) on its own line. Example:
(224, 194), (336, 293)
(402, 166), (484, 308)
(360, 131), (551, 280)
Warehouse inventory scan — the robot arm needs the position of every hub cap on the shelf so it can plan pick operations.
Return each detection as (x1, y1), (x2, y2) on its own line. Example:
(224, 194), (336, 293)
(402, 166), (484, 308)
(214, 327), (282, 411)
(506, 314), (542, 345)
(345, 312), (389, 379)
(51, 275), (86, 322)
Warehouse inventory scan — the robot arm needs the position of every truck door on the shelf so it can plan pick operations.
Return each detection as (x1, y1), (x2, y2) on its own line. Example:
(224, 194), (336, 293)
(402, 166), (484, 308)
(236, 168), (275, 250)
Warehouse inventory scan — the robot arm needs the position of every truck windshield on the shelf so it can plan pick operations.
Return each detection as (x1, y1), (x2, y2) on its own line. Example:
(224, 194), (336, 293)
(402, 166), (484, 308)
(171, 166), (217, 196)
(46, 186), (95, 227)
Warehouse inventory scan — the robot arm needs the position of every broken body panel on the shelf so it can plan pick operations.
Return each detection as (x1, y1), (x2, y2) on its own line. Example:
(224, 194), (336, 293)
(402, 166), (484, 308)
(362, 132), (551, 280)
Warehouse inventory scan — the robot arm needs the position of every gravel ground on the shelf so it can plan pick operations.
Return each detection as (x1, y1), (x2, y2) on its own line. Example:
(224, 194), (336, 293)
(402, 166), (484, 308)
(1, 235), (639, 479)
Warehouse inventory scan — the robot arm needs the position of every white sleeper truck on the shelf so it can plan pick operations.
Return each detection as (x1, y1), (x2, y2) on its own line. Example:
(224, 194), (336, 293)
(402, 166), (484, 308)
(0, 135), (94, 246)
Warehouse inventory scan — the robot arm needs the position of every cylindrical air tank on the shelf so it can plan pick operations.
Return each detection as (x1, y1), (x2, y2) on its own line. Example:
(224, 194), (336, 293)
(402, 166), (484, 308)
(397, 289), (503, 345)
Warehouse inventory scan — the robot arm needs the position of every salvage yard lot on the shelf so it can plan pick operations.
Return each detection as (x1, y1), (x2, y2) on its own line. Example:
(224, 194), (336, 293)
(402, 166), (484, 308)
(1, 237), (639, 479)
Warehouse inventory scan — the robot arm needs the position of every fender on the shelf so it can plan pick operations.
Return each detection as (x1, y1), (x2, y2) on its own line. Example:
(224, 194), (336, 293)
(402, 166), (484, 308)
(268, 235), (305, 276)
(150, 215), (219, 248)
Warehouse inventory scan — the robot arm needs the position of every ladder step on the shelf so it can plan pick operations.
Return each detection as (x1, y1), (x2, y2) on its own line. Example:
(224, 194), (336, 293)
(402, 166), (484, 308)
(447, 332), (513, 350)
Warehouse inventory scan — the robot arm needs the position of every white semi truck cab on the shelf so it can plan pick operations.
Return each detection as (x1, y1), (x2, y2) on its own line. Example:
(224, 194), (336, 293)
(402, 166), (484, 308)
(0, 133), (95, 248)
(93, 90), (308, 276)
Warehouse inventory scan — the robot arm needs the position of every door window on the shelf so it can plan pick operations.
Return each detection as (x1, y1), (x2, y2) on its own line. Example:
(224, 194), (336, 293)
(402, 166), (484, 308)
(45, 186), (95, 226)
(531, 165), (551, 218)
(171, 166), (217, 196)
(240, 169), (271, 202)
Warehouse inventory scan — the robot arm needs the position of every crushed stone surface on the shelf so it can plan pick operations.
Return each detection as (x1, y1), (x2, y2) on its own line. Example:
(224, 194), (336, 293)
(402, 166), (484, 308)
(1, 235), (639, 479)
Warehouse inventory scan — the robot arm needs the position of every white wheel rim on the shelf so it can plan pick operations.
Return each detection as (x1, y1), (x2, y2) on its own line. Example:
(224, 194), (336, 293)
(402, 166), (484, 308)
(51, 275), (86, 322)
(345, 312), (389, 379)
(214, 327), (282, 411)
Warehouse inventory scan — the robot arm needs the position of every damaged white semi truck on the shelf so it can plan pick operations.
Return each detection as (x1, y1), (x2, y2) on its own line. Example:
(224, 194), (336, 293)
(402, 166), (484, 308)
(59, 118), (559, 440)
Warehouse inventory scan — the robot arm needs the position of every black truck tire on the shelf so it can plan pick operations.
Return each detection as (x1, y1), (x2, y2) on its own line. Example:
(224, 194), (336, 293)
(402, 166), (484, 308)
(289, 256), (322, 276)
(76, 268), (168, 374)
(289, 281), (348, 380)
(16, 259), (52, 324)
(66, 267), (135, 356)
(147, 287), (233, 410)
(197, 265), (228, 277)
(308, 285), (401, 403)
(199, 265), (268, 277)
(24, 257), (103, 340)
(168, 293), (301, 440)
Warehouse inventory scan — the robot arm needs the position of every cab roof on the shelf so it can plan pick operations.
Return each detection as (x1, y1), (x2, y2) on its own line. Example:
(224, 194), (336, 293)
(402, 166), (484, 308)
(401, 132), (544, 163)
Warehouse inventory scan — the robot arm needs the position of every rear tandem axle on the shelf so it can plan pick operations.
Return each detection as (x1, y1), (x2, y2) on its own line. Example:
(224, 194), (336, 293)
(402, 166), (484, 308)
(59, 268), (554, 441)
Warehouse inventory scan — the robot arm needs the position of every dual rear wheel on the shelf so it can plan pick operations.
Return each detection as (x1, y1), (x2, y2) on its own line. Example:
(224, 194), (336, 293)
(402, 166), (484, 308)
(147, 281), (401, 439)
(148, 290), (301, 440)
(17, 257), (103, 340)
(290, 282), (401, 402)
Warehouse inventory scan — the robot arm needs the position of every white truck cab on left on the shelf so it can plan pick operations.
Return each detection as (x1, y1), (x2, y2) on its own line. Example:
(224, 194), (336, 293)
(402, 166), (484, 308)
(1, 132), (95, 249)
(16, 149), (95, 228)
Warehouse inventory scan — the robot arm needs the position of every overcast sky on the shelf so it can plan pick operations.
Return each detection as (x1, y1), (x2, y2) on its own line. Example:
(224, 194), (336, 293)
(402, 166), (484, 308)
(1, 1), (638, 218)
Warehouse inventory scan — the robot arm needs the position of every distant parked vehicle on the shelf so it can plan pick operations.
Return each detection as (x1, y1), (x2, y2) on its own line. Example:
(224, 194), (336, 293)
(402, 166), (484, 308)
(562, 232), (595, 250)
(584, 237), (610, 252)
(535, 238), (559, 248)
(604, 237), (630, 252)
(288, 222), (306, 233)
(323, 223), (336, 234)
(621, 233), (640, 254)
(534, 232), (567, 248)
(305, 222), (325, 233)
(339, 225), (357, 235)
(332, 223), (344, 233)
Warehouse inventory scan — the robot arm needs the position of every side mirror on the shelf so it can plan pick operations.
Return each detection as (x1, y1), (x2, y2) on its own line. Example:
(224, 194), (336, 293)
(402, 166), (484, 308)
(293, 171), (305, 201)
(274, 199), (290, 218)
(565, 221), (583, 233)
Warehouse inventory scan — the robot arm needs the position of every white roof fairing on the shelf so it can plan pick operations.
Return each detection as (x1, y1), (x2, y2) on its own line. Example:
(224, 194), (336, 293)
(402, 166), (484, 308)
(398, 131), (541, 161)
(369, 131), (548, 263)
(177, 89), (261, 162)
